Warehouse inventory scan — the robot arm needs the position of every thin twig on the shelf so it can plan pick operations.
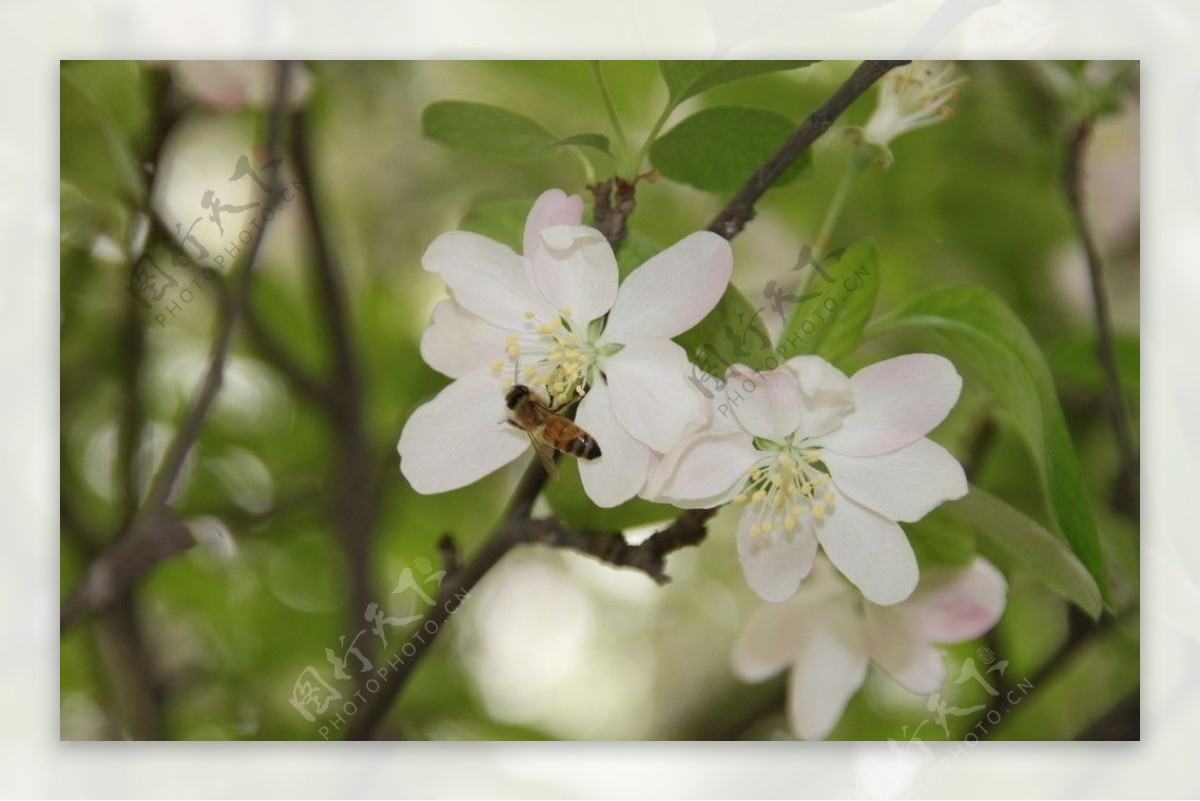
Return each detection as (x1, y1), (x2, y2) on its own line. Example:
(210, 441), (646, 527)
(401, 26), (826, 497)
(707, 60), (908, 240)
(1062, 117), (1139, 516)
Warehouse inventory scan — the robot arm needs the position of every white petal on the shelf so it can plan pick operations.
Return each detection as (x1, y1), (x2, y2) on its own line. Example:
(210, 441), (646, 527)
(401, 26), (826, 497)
(783, 356), (855, 439)
(647, 430), (759, 507)
(602, 338), (706, 453)
(423, 231), (556, 330)
(901, 557), (1008, 643)
(728, 365), (801, 441)
(419, 300), (507, 379)
(785, 598), (869, 740)
(398, 367), (528, 493)
(737, 504), (819, 603)
(732, 589), (829, 682)
(816, 492), (919, 605)
(863, 612), (948, 695)
(576, 379), (652, 508)
(523, 189), (584, 258)
(531, 225), (619, 325)
(174, 61), (313, 109)
(820, 354), (963, 457)
(601, 232), (733, 342)
(821, 437), (967, 523)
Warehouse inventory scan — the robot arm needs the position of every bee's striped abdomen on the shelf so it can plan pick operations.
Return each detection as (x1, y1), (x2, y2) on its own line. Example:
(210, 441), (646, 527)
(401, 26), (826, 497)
(566, 434), (602, 460)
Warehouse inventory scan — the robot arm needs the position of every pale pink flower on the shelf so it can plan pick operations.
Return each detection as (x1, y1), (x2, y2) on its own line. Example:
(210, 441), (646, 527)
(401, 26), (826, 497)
(399, 189), (733, 506)
(647, 354), (967, 605)
(733, 556), (1007, 740)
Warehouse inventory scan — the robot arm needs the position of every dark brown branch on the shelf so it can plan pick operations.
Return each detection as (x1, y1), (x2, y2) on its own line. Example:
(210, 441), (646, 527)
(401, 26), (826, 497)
(346, 458), (715, 740)
(522, 508), (716, 584)
(1063, 117), (1139, 517)
(290, 104), (381, 654)
(591, 176), (637, 250)
(61, 512), (195, 631)
(60, 62), (294, 632)
(707, 59), (908, 240)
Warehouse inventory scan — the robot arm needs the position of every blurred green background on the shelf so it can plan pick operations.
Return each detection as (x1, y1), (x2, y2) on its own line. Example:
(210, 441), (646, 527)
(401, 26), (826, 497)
(60, 60), (1139, 740)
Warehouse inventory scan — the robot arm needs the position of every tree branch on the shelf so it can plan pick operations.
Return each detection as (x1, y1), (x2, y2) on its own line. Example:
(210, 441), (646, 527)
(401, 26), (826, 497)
(1062, 117), (1139, 517)
(707, 59), (908, 240)
(60, 61), (295, 631)
(290, 103), (381, 656)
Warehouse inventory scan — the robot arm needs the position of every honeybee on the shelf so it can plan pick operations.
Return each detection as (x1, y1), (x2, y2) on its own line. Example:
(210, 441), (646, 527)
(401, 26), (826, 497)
(505, 384), (601, 478)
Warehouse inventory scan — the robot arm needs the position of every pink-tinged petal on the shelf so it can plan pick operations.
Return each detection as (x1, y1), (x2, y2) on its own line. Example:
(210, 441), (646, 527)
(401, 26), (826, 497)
(816, 493), (919, 605)
(821, 437), (967, 523)
(785, 598), (869, 740)
(732, 589), (832, 682)
(419, 300), (507, 379)
(423, 231), (556, 329)
(174, 61), (314, 109)
(901, 557), (1008, 643)
(576, 379), (652, 508)
(820, 354), (963, 457)
(728, 365), (801, 442)
(523, 189), (584, 258)
(863, 615), (948, 695)
(398, 367), (528, 494)
(737, 504), (819, 602)
(647, 430), (759, 508)
(600, 232), (733, 343)
(783, 356), (854, 439)
(531, 224), (619, 325)
(602, 338), (707, 453)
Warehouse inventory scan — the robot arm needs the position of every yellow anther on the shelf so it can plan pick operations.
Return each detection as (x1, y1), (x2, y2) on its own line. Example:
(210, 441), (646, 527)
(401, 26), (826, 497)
(501, 378), (514, 390)
(751, 489), (767, 502)
(813, 505), (826, 519)
(490, 360), (504, 372)
(749, 524), (761, 537)
(523, 310), (537, 319)
(745, 467), (757, 476)
(791, 506), (803, 518)
(559, 306), (572, 319)
(523, 366), (539, 378)
(772, 494), (784, 507)
(507, 345), (521, 357)
(816, 475), (830, 486)
(804, 451), (821, 464)
(537, 325), (554, 334)
(784, 516), (796, 530)
(800, 482), (813, 495)
(761, 520), (773, 533)
(770, 474), (783, 487)
(733, 493), (748, 504)
(505, 334), (519, 346)
(823, 491), (836, 503)
(777, 453), (793, 468)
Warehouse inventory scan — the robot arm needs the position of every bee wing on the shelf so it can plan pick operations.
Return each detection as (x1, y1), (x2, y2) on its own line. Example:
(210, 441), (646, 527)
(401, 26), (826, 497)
(527, 433), (559, 480)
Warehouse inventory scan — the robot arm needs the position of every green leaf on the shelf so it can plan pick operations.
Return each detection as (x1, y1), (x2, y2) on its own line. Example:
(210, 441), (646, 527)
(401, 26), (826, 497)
(675, 284), (773, 376)
(61, 69), (146, 208)
(778, 238), (880, 363)
(459, 197), (534, 252)
(544, 458), (678, 530)
(550, 132), (612, 156)
(947, 486), (1102, 618)
(650, 106), (810, 192)
(867, 284), (1112, 606)
(422, 101), (558, 162)
(658, 61), (817, 106)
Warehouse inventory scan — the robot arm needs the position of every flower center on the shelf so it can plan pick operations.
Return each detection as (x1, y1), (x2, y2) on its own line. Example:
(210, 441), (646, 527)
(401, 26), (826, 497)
(490, 307), (599, 408)
(733, 444), (837, 552)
